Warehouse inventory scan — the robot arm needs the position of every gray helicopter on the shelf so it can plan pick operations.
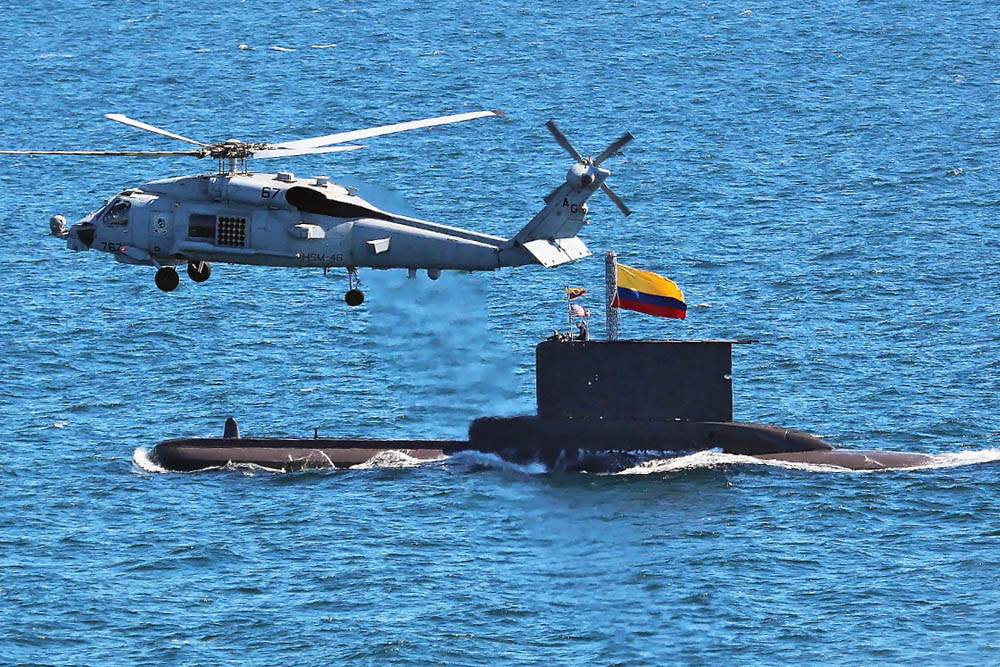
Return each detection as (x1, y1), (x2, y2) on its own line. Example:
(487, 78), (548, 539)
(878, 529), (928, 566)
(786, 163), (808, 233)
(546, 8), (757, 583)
(2, 112), (632, 305)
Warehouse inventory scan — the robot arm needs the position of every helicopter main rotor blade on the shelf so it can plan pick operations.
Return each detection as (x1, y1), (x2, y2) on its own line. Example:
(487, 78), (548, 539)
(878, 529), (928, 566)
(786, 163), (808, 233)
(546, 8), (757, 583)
(272, 110), (503, 151)
(545, 119), (586, 163)
(601, 183), (631, 217)
(593, 131), (635, 166)
(0, 149), (203, 157)
(250, 144), (367, 159)
(104, 113), (208, 147)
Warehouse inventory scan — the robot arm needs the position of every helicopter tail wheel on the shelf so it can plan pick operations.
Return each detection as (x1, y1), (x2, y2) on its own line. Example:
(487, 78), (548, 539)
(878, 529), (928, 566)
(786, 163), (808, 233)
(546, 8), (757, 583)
(187, 260), (212, 283)
(345, 266), (364, 306)
(345, 289), (365, 307)
(155, 267), (180, 292)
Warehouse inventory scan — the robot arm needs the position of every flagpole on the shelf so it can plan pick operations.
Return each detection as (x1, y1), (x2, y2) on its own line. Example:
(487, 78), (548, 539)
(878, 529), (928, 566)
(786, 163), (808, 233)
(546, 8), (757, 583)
(605, 250), (619, 341)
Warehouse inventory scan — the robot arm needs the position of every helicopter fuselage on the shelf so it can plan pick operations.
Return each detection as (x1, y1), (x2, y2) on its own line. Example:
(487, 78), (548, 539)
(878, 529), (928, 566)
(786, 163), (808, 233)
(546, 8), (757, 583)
(70, 170), (524, 274)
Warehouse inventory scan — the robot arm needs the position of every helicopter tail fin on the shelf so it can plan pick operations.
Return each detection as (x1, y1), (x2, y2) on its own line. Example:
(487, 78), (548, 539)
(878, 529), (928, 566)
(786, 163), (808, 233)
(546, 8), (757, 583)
(502, 121), (632, 268)
(506, 164), (607, 267)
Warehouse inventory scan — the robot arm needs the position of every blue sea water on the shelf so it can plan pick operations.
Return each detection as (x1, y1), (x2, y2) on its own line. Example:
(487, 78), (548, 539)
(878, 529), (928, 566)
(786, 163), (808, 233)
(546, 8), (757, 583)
(2, 0), (1000, 663)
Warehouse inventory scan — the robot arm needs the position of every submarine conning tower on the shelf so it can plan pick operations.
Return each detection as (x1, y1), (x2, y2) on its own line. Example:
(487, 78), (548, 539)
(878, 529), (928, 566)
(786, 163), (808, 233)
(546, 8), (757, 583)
(468, 339), (833, 459)
(537, 338), (735, 422)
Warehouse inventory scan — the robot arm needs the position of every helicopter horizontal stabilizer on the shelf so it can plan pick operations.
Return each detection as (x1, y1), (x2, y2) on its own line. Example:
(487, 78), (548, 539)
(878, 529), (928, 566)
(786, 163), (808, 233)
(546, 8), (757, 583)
(521, 237), (591, 267)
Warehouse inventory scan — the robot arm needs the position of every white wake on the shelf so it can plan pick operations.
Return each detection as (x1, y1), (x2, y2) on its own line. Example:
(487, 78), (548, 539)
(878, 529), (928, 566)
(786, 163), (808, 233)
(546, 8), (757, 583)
(351, 450), (446, 469)
(616, 448), (1000, 475)
(445, 450), (548, 475)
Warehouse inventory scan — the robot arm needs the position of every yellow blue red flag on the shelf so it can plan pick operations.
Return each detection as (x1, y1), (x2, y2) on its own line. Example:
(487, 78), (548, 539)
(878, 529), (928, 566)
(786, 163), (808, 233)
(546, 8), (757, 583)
(565, 287), (587, 300)
(612, 263), (686, 319)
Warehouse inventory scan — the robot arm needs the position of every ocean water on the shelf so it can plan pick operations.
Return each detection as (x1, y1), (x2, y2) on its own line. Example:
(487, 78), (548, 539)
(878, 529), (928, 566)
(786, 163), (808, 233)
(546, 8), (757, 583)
(2, 0), (1000, 663)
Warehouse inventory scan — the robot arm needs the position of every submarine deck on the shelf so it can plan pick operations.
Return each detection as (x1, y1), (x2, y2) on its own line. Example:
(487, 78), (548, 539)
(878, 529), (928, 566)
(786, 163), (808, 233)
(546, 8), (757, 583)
(151, 435), (934, 473)
(153, 437), (461, 472)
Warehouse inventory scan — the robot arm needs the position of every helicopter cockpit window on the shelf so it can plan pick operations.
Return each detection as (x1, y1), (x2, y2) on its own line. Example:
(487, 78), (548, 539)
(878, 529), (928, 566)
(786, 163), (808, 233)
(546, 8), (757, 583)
(188, 213), (216, 240)
(102, 198), (131, 226)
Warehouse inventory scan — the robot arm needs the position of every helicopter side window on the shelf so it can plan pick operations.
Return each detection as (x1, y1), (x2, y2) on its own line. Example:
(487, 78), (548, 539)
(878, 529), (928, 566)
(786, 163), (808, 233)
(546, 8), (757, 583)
(103, 199), (131, 226)
(188, 213), (216, 240)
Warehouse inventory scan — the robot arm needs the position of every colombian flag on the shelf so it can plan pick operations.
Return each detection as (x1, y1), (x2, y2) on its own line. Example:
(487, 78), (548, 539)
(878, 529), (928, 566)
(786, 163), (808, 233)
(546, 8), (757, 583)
(613, 263), (686, 319)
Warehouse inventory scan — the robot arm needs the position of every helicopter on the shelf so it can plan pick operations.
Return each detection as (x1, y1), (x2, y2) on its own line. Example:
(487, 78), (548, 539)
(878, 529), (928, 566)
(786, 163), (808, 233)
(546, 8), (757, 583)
(1, 111), (633, 305)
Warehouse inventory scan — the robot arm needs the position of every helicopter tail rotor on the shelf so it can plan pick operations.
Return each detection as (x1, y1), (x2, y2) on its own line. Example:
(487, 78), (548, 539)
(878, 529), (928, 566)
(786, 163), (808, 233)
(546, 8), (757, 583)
(545, 119), (586, 163)
(502, 120), (634, 268)
(545, 120), (633, 216)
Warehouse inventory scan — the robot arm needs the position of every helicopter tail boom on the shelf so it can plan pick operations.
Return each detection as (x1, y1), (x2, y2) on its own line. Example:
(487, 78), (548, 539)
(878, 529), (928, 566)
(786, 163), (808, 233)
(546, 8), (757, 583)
(501, 163), (608, 267)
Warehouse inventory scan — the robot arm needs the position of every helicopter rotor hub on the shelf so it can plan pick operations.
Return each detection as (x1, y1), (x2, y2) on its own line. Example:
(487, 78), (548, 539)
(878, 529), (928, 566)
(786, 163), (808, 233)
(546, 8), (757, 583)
(201, 140), (270, 161)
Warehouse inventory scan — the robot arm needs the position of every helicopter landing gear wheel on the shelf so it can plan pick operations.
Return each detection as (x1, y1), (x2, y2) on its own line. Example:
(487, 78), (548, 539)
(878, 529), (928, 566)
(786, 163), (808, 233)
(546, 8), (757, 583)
(187, 260), (211, 283)
(345, 289), (365, 307)
(155, 267), (179, 292)
(345, 266), (364, 306)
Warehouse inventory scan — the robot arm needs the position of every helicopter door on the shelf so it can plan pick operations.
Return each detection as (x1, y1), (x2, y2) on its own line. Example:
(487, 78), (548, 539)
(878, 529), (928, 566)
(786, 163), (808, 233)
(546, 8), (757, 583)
(149, 211), (172, 255)
(251, 211), (269, 249)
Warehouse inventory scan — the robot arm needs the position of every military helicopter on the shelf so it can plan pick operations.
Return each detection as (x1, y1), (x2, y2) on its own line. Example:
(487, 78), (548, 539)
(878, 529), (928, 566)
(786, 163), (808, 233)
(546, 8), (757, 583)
(1, 112), (633, 305)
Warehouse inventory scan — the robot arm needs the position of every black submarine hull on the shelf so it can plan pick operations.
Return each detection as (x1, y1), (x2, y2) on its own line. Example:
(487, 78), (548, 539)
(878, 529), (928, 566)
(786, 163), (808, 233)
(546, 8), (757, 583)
(149, 423), (931, 472)
(468, 417), (833, 457)
(756, 450), (933, 470)
(152, 437), (457, 472)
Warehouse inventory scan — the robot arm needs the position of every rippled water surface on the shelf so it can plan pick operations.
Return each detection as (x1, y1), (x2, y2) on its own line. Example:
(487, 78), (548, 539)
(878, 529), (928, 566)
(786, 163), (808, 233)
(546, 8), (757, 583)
(2, 1), (1000, 663)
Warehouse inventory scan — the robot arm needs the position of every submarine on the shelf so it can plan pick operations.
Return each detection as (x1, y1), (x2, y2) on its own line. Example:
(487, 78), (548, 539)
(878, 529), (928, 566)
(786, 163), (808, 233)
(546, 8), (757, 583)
(150, 337), (933, 472)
